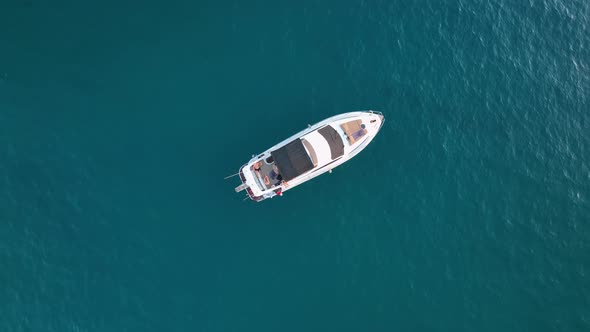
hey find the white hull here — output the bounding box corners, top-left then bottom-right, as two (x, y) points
(236, 111), (384, 201)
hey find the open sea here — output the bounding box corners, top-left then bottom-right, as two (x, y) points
(1, 0), (589, 331)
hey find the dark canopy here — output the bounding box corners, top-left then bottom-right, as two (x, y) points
(271, 139), (314, 181)
(318, 125), (345, 159)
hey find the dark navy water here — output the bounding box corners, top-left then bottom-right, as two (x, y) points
(1, 1), (589, 331)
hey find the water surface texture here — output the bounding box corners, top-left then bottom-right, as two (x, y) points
(1, 0), (589, 331)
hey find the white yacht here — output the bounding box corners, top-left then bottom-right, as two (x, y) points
(233, 111), (384, 201)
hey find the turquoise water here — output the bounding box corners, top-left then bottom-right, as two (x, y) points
(1, 0), (589, 331)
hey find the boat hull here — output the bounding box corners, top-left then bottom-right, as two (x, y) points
(235, 111), (384, 201)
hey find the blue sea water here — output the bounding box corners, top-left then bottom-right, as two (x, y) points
(1, 0), (589, 331)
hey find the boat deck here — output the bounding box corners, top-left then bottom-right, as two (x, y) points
(340, 119), (367, 144)
(251, 158), (280, 190)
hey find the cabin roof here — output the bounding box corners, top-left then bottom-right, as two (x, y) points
(271, 139), (314, 181)
(317, 125), (345, 160)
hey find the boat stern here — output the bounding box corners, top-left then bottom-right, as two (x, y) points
(235, 163), (270, 202)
